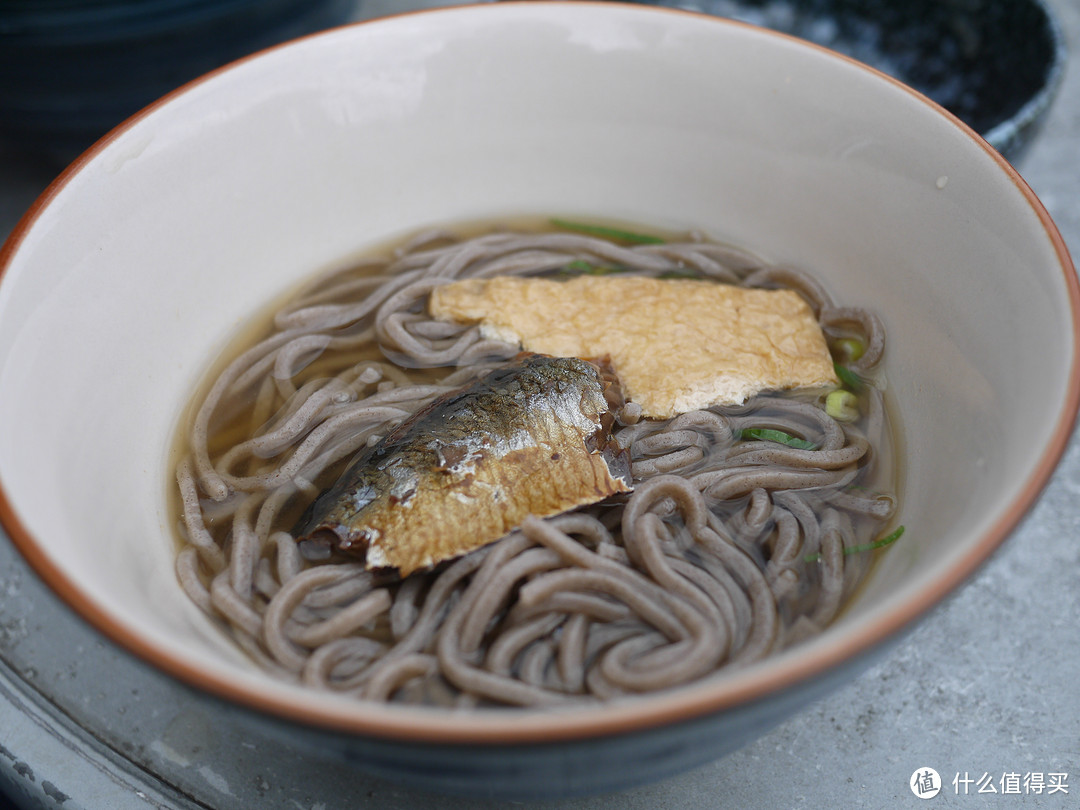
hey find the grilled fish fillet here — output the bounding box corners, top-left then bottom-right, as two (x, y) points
(295, 354), (631, 575)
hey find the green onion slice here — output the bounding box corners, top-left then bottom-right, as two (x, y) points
(833, 337), (865, 363)
(739, 427), (818, 451)
(564, 259), (594, 273)
(833, 361), (864, 390)
(561, 259), (628, 276)
(550, 218), (665, 245)
(804, 525), (905, 563)
(825, 389), (859, 422)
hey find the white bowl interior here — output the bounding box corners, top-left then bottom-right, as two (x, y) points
(0, 3), (1074, 733)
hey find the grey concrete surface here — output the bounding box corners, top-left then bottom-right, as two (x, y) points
(1, 1), (1078, 807)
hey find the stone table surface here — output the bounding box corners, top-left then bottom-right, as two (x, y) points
(1, 1), (1078, 807)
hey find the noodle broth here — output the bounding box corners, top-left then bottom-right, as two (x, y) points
(171, 220), (901, 708)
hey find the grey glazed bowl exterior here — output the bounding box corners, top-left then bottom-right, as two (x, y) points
(233, 644), (895, 797)
(0, 2), (1077, 801)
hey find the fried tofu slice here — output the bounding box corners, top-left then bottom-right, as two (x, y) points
(429, 275), (837, 418)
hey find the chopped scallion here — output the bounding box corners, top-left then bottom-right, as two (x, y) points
(550, 218), (665, 245)
(833, 361), (864, 391)
(739, 427), (817, 450)
(560, 259), (628, 275)
(825, 389), (859, 421)
(833, 337), (865, 363)
(804, 525), (905, 563)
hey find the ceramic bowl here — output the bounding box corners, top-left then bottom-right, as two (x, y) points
(0, 2), (1076, 799)
(628, 0), (1068, 161)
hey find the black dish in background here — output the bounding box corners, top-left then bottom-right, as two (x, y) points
(631, 0), (1068, 161)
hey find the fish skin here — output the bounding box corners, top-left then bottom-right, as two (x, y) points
(295, 354), (631, 575)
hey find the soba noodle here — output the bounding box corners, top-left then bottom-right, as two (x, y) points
(173, 223), (897, 707)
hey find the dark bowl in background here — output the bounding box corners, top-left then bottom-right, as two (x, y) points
(630, 0), (1068, 161)
(0, 0), (356, 165)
